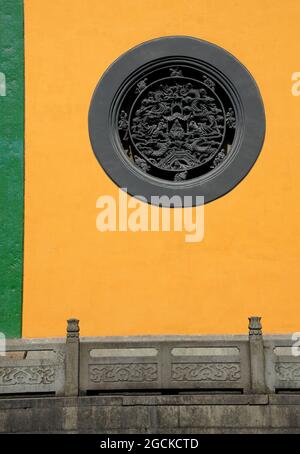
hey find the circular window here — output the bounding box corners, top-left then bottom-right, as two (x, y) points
(89, 36), (265, 206)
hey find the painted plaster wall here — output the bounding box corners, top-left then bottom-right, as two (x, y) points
(2, 0), (300, 337)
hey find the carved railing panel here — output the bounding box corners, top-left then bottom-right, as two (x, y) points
(80, 342), (162, 392)
(264, 337), (300, 392)
(79, 337), (250, 393)
(0, 339), (65, 396)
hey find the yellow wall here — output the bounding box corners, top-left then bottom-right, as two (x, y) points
(23, 0), (300, 337)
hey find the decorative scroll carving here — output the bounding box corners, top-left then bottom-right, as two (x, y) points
(118, 64), (236, 182)
(89, 364), (158, 383)
(0, 366), (55, 386)
(275, 363), (300, 381)
(172, 363), (241, 381)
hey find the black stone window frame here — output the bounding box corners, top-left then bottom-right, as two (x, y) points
(89, 36), (265, 207)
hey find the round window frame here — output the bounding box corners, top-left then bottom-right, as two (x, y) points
(88, 36), (265, 207)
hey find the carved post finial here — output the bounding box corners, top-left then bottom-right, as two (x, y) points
(248, 316), (262, 336)
(67, 318), (80, 339)
(65, 319), (80, 396)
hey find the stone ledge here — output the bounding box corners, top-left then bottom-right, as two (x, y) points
(0, 393), (270, 409)
(0, 394), (300, 433)
(2, 393), (300, 410)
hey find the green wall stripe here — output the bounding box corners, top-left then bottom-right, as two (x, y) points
(0, 0), (24, 338)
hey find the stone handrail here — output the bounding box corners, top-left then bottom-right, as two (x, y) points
(0, 317), (299, 397)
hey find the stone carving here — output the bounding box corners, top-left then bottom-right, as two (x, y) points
(0, 366), (55, 386)
(172, 363), (241, 381)
(203, 75), (215, 90)
(275, 363), (300, 381)
(135, 78), (148, 94)
(174, 171), (188, 182)
(89, 364), (158, 383)
(170, 67), (183, 77)
(118, 110), (129, 139)
(210, 149), (227, 169)
(118, 65), (236, 182)
(129, 82), (224, 171)
(134, 156), (150, 172)
(226, 107), (236, 128)
(248, 316), (262, 336)
(67, 318), (80, 340)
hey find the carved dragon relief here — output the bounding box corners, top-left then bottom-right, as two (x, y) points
(118, 67), (236, 182)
